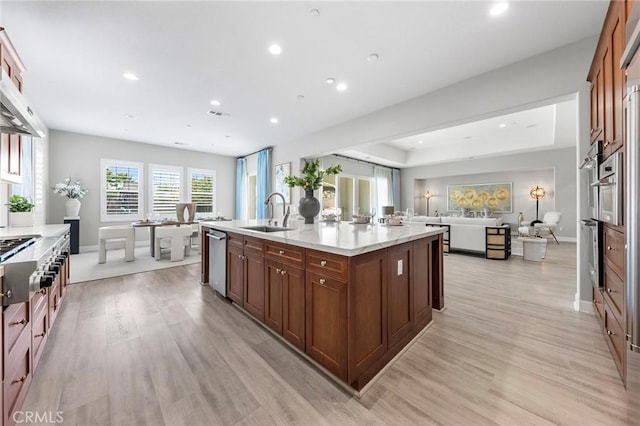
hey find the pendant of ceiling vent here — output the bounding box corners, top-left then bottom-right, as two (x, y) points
(208, 110), (230, 117)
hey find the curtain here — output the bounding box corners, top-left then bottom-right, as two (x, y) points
(373, 166), (393, 217)
(235, 158), (247, 219)
(392, 168), (401, 212)
(256, 149), (271, 219)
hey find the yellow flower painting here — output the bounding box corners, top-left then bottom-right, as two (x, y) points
(447, 182), (512, 213)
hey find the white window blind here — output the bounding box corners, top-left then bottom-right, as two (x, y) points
(149, 164), (183, 218)
(100, 159), (143, 222)
(188, 168), (216, 215)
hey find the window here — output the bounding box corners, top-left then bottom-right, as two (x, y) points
(188, 168), (216, 215)
(149, 164), (183, 218)
(101, 159), (143, 222)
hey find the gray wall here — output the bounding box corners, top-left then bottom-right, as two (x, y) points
(402, 147), (576, 238)
(48, 130), (236, 247)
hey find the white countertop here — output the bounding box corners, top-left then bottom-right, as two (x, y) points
(0, 224), (70, 238)
(201, 219), (445, 257)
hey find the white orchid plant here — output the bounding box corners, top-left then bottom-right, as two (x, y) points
(52, 178), (88, 199)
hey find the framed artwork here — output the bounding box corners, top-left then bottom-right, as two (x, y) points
(275, 162), (291, 204)
(447, 182), (512, 213)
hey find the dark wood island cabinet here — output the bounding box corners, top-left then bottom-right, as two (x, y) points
(201, 222), (445, 391)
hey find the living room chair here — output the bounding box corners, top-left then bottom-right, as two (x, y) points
(154, 225), (192, 261)
(98, 226), (135, 263)
(533, 211), (561, 244)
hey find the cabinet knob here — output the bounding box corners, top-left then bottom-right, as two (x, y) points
(11, 375), (26, 384)
(39, 288), (46, 295)
(319, 278), (326, 285)
(34, 332), (45, 338)
(0, 290), (12, 298)
(279, 250), (285, 255)
(607, 330), (615, 336)
(238, 254), (242, 259)
(320, 260), (327, 267)
(607, 288), (613, 293)
(281, 270), (286, 276)
(276, 268), (281, 274)
(607, 246), (613, 251)
(11, 319), (26, 326)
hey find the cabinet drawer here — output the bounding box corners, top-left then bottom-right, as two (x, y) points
(603, 227), (624, 279)
(486, 248), (508, 260)
(486, 235), (506, 245)
(306, 250), (348, 280)
(603, 301), (625, 381)
(4, 326), (31, 426)
(603, 264), (624, 323)
(30, 288), (48, 320)
(593, 287), (604, 324)
(3, 302), (29, 354)
(227, 232), (244, 249)
(243, 236), (264, 253)
(265, 241), (305, 266)
(31, 307), (48, 368)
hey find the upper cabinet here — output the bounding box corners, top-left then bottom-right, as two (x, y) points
(588, 1), (626, 160)
(0, 28), (26, 184)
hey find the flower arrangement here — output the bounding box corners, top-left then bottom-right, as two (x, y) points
(52, 178), (88, 199)
(283, 159), (342, 191)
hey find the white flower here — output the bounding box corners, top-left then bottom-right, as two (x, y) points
(52, 178), (88, 199)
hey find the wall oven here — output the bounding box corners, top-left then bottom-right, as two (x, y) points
(594, 151), (624, 226)
(580, 140), (601, 220)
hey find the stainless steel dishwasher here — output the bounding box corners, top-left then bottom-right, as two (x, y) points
(207, 229), (227, 297)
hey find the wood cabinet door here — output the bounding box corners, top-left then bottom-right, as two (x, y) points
(227, 245), (244, 306)
(348, 250), (387, 381)
(604, 43), (613, 150)
(305, 271), (347, 380)
(264, 259), (283, 334)
(243, 251), (265, 321)
(282, 264), (305, 351)
(413, 238), (432, 327)
(610, 11), (624, 155)
(387, 244), (413, 348)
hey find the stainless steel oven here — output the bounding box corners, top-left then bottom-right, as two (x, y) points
(594, 151), (624, 226)
(580, 140), (601, 220)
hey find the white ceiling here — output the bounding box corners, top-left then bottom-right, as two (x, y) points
(2, 1), (606, 164)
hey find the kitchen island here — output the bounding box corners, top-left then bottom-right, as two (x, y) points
(200, 220), (445, 392)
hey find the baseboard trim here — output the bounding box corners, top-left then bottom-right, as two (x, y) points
(80, 241), (150, 253)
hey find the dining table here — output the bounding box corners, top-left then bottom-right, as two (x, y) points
(131, 220), (198, 257)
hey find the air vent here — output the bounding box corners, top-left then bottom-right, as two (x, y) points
(208, 110), (230, 117)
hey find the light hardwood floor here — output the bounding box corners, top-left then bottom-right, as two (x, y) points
(23, 243), (639, 425)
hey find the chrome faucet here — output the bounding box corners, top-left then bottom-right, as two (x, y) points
(264, 192), (290, 227)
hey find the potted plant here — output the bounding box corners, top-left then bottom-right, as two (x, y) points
(52, 177), (88, 217)
(284, 159), (342, 224)
(8, 195), (34, 227)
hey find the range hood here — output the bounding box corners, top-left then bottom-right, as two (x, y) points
(0, 68), (46, 138)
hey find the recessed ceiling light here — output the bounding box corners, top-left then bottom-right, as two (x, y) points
(297, 95), (305, 100)
(490, 2), (509, 16)
(122, 73), (139, 81)
(124, 114), (135, 119)
(417, 140), (423, 144)
(124, 128), (129, 132)
(269, 44), (282, 55)
(336, 83), (348, 92)
(225, 135), (231, 138)
(174, 141), (185, 145)
(364, 156), (372, 159)
(526, 124), (537, 128)
(409, 147), (416, 151)
(210, 100), (221, 106)
(463, 136), (472, 140)
(326, 77), (335, 84)
(367, 53), (379, 62)
(270, 117), (279, 124)
(499, 123), (507, 128)
(310, 8), (320, 16)
(185, 124), (192, 128)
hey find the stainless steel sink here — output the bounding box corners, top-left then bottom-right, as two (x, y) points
(240, 225), (292, 233)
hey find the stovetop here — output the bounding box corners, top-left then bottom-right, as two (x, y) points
(0, 236), (39, 262)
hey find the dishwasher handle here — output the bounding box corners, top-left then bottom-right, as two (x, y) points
(207, 233), (226, 241)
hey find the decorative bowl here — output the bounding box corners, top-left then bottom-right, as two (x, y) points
(352, 215), (370, 224)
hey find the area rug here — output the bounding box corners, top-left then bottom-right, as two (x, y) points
(69, 245), (200, 284)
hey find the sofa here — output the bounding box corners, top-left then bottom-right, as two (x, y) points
(412, 216), (503, 253)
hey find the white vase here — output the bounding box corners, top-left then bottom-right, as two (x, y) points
(65, 198), (81, 217)
(9, 212), (34, 227)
